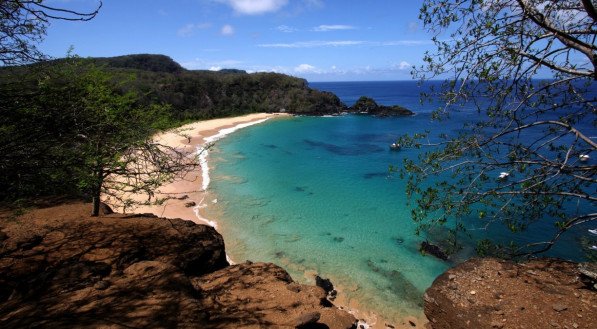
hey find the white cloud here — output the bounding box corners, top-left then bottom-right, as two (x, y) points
(218, 59), (244, 66)
(276, 25), (297, 33)
(380, 40), (432, 46)
(397, 61), (412, 70)
(221, 24), (235, 36)
(312, 24), (356, 32)
(180, 58), (243, 70)
(303, 0), (324, 8)
(177, 22), (212, 37)
(258, 39), (432, 48)
(218, 0), (288, 15)
(259, 40), (365, 48)
(178, 24), (195, 37)
(294, 63), (319, 73)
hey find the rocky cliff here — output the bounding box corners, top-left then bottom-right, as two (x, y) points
(424, 258), (597, 329)
(0, 202), (356, 328)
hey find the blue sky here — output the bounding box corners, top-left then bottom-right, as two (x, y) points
(41, 0), (434, 81)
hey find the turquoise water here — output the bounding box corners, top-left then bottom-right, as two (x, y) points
(208, 114), (450, 321)
(206, 81), (596, 323)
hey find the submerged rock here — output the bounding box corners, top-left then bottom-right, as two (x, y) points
(366, 259), (422, 308)
(420, 241), (449, 261)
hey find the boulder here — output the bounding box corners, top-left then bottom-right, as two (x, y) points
(315, 275), (335, 293)
(193, 262), (357, 328)
(98, 202), (113, 215)
(424, 258), (597, 329)
(0, 202), (356, 328)
(0, 202), (227, 327)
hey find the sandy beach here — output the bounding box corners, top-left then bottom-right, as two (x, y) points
(103, 111), (428, 329)
(105, 112), (289, 226)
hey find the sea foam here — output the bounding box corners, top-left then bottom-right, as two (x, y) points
(191, 117), (271, 230)
(198, 118), (270, 192)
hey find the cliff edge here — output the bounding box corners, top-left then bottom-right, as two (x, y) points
(0, 202), (356, 328)
(424, 258), (596, 329)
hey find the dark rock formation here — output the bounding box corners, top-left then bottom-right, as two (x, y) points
(194, 262), (356, 328)
(98, 201), (113, 215)
(424, 258), (597, 329)
(315, 275), (339, 302)
(350, 96), (414, 116)
(316, 275), (335, 293)
(420, 241), (449, 261)
(579, 262), (597, 290)
(0, 202), (355, 328)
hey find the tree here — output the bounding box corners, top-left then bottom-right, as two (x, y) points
(53, 60), (200, 216)
(401, 0), (596, 256)
(0, 0), (102, 65)
(0, 58), (200, 215)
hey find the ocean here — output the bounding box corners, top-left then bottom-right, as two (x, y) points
(203, 81), (595, 324)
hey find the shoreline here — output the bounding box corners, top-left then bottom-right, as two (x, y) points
(110, 113), (289, 228)
(109, 112), (425, 329)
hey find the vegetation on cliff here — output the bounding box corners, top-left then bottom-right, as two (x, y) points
(0, 54), (346, 206)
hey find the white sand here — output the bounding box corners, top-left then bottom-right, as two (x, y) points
(105, 113), (289, 226)
(103, 111), (428, 328)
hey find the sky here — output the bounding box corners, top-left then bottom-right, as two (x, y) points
(40, 0), (435, 81)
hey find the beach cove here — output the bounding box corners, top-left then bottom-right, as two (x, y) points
(105, 110), (432, 327)
(109, 113), (290, 228)
(104, 80), (596, 328)
(203, 113), (445, 328)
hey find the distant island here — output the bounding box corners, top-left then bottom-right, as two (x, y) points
(350, 95), (414, 116)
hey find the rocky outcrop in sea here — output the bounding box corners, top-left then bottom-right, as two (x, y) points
(349, 96), (414, 116)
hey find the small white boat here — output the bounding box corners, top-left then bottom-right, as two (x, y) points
(579, 154), (590, 162)
(389, 143), (400, 151)
(590, 245), (597, 251)
(498, 172), (509, 181)
(589, 229), (597, 236)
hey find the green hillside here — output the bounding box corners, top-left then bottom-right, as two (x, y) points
(0, 54), (346, 203)
(73, 54), (344, 118)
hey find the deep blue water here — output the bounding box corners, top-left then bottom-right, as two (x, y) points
(205, 80), (596, 323)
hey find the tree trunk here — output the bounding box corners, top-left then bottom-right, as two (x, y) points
(91, 167), (103, 217)
(91, 189), (101, 216)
